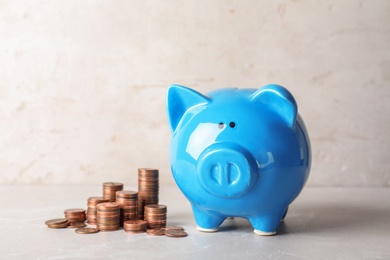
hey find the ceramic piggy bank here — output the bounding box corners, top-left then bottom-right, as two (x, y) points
(166, 84), (311, 235)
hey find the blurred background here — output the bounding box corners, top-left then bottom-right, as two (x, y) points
(0, 0), (389, 186)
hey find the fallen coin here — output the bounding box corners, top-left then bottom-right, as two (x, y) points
(163, 226), (184, 231)
(164, 229), (188, 238)
(45, 218), (68, 225)
(75, 227), (99, 234)
(67, 222), (87, 228)
(47, 222), (69, 229)
(146, 229), (166, 236)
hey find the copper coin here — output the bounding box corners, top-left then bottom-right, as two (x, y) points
(64, 208), (85, 214)
(146, 228), (166, 236)
(75, 227), (99, 234)
(116, 190), (138, 197)
(164, 226), (184, 231)
(123, 220), (147, 226)
(165, 229), (188, 238)
(45, 218), (68, 225)
(67, 222), (87, 228)
(97, 211), (120, 216)
(97, 202), (119, 210)
(96, 226), (119, 231)
(144, 204), (166, 210)
(88, 196), (107, 202)
(103, 182), (124, 187)
(47, 222), (69, 229)
(138, 168), (159, 174)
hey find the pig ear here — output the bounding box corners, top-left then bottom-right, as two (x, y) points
(250, 84), (298, 128)
(166, 84), (210, 133)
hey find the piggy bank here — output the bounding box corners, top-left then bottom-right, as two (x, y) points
(166, 84), (311, 235)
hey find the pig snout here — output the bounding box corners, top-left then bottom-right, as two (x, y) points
(196, 143), (258, 198)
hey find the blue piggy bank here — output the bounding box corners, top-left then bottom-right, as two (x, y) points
(166, 84), (311, 235)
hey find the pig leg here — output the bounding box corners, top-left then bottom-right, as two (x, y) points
(192, 205), (225, 232)
(249, 214), (282, 236)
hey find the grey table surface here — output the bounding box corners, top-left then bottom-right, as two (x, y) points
(1, 185), (389, 260)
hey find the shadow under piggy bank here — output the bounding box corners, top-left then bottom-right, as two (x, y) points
(214, 202), (390, 237)
(277, 203), (390, 236)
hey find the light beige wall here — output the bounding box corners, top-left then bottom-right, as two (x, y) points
(1, 0), (389, 186)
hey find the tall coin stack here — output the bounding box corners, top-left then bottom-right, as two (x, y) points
(96, 202), (120, 231)
(137, 168), (159, 220)
(115, 191), (138, 225)
(103, 182), (124, 202)
(144, 204), (167, 229)
(86, 197), (109, 225)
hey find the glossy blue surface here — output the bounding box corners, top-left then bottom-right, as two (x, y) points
(166, 84), (311, 235)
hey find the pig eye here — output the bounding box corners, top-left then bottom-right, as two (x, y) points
(218, 122), (224, 129)
(229, 122), (236, 128)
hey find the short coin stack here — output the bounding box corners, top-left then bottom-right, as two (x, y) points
(137, 168), (159, 219)
(123, 220), (147, 234)
(45, 218), (69, 229)
(103, 182), (124, 202)
(96, 202), (120, 231)
(86, 197), (109, 225)
(116, 191), (138, 225)
(144, 204), (167, 229)
(64, 208), (86, 228)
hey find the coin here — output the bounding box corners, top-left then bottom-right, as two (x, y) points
(45, 218), (68, 225)
(144, 204), (167, 229)
(164, 226), (184, 231)
(47, 222), (69, 229)
(123, 220), (147, 233)
(146, 228), (166, 236)
(87, 196), (109, 224)
(97, 202), (120, 211)
(138, 169), (159, 219)
(116, 191), (138, 198)
(75, 227), (99, 234)
(64, 208), (85, 214)
(165, 229), (188, 238)
(67, 222), (87, 228)
(103, 182), (123, 202)
(96, 202), (120, 231)
(64, 208), (86, 223)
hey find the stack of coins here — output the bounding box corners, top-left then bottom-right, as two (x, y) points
(64, 208), (86, 228)
(144, 204), (167, 229)
(116, 191), (138, 225)
(96, 202), (120, 231)
(137, 168), (159, 219)
(86, 197), (109, 224)
(123, 220), (147, 234)
(45, 218), (69, 229)
(103, 182), (124, 202)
